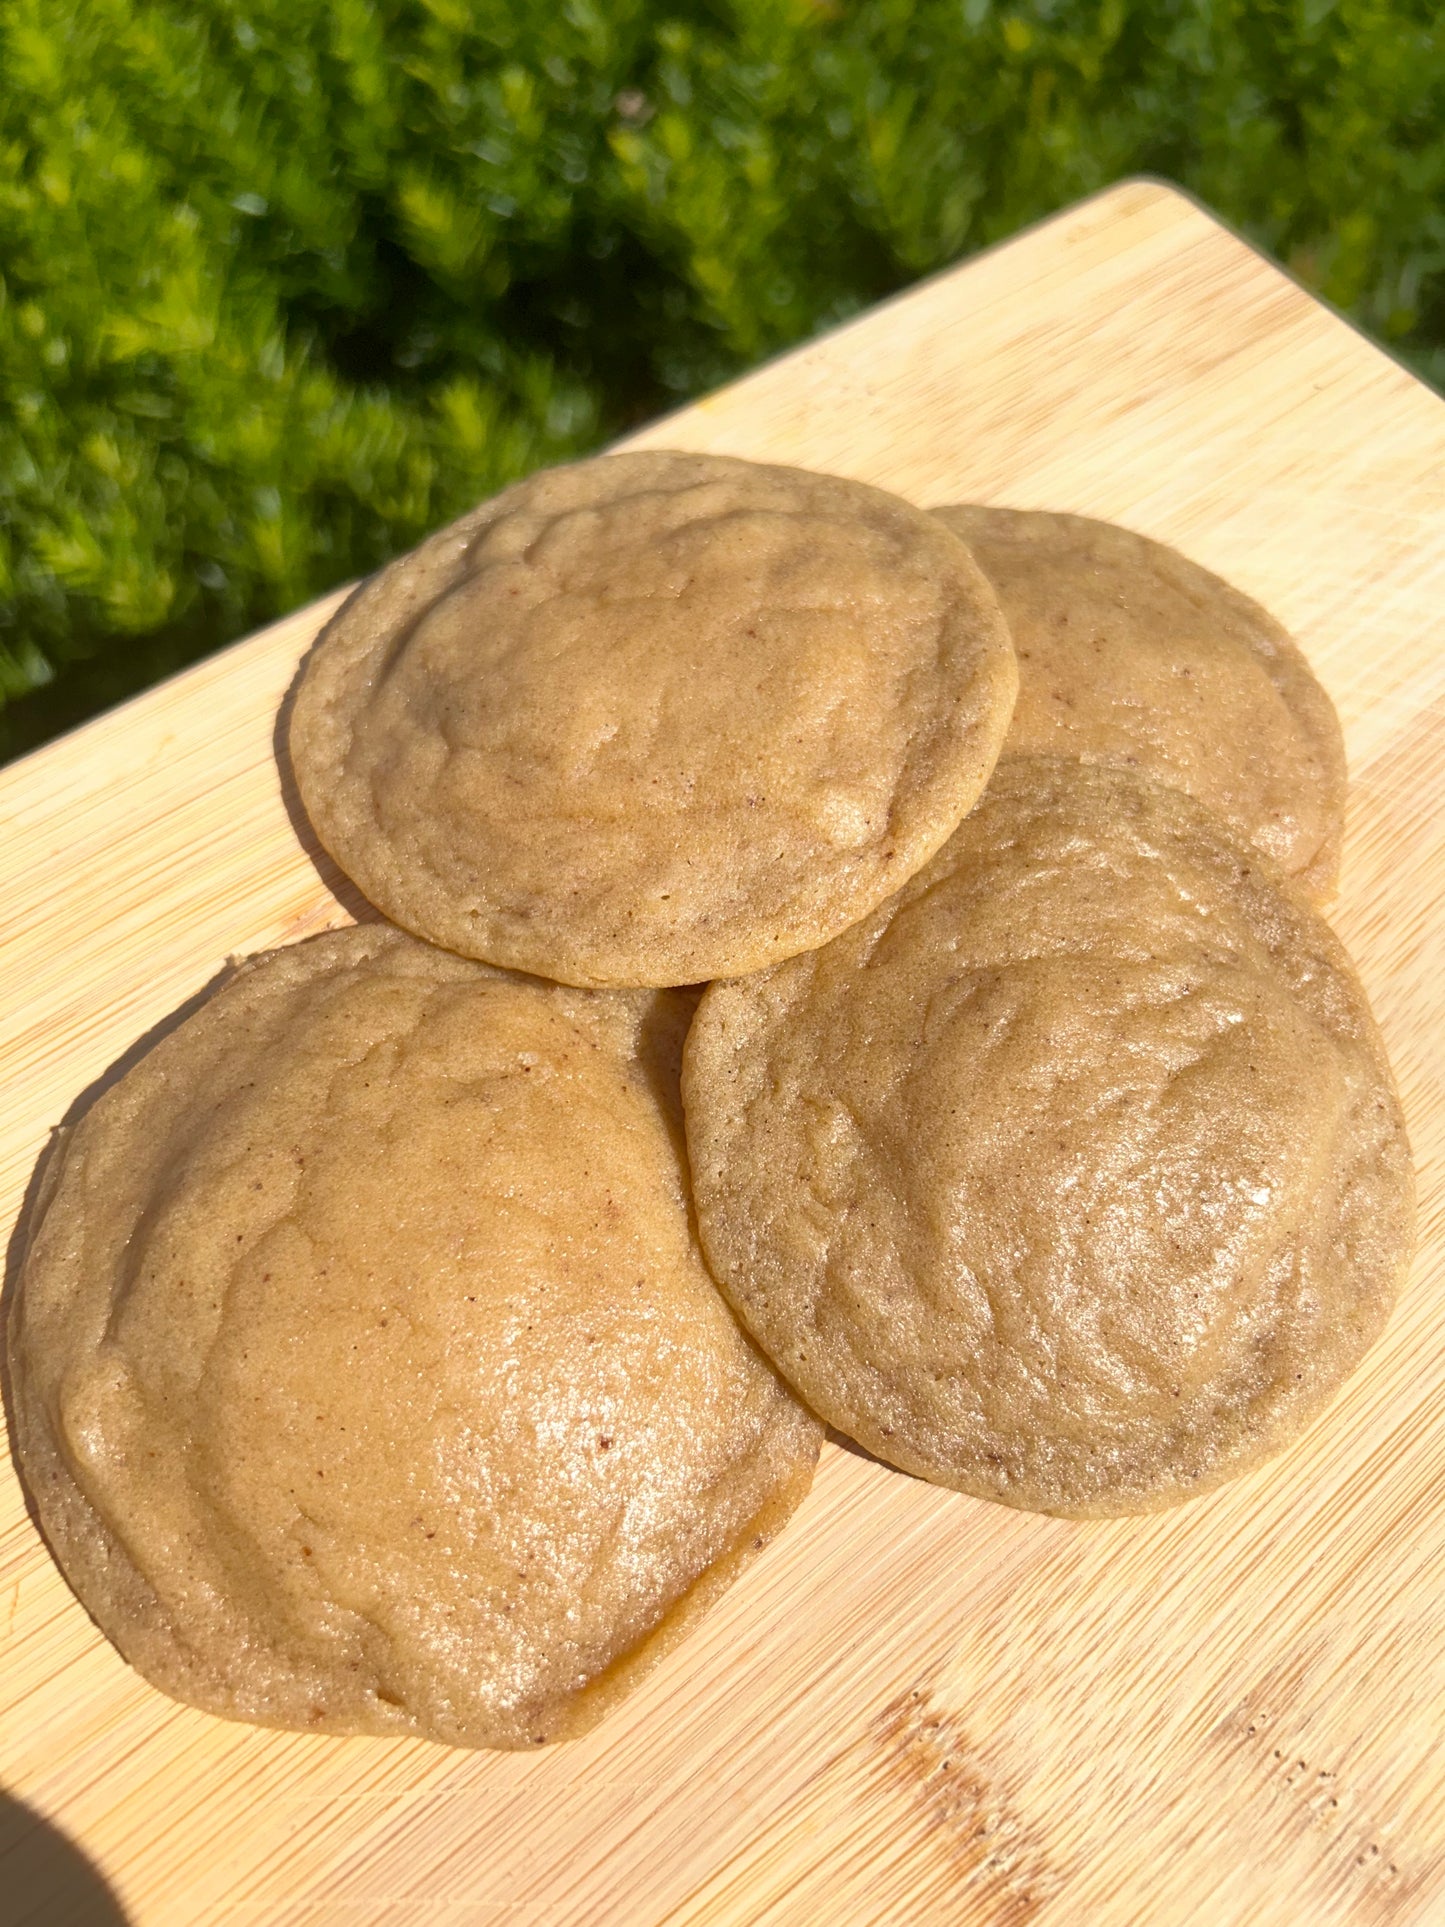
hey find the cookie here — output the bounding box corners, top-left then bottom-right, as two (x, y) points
(933, 506), (1346, 898)
(683, 758), (1413, 1517)
(291, 452), (1016, 987)
(10, 926), (821, 1748)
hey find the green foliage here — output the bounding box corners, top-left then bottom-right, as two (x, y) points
(4, 0), (1444, 756)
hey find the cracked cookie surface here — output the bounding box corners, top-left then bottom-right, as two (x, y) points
(933, 506), (1345, 899)
(291, 452), (1016, 987)
(11, 925), (820, 1747)
(683, 758), (1412, 1516)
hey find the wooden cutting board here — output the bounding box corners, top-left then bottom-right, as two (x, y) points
(3, 179), (1444, 1927)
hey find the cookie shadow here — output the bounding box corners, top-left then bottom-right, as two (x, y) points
(271, 643), (383, 929)
(824, 1425), (920, 1478)
(0, 1789), (130, 1925)
(634, 985), (707, 1249)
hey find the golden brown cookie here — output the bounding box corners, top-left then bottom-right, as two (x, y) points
(291, 452), (1016, 987)
(933, 506), (1346, 898)
(683, 759), (1412, 1518)
(11, 926), (820, 1748)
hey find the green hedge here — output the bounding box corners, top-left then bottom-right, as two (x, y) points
(4, 0), (1444, 758)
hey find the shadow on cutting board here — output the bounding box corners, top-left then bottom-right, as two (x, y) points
(271, 649), (386, 929)
(0, 1789), (129, 1924)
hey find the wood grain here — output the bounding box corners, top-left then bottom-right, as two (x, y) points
(3, 178), (1444, 1926)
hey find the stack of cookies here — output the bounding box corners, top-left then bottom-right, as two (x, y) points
(10, 451), (1414, 1753)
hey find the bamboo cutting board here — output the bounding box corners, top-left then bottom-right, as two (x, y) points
(3, 179), (1444, 1927)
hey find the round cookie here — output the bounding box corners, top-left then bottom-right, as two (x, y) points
(291, 451), (1017, 988)
(10, 926), (821, 1749)
(932, 505), (1346, 898)
(683, 758), (1413, 1518)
